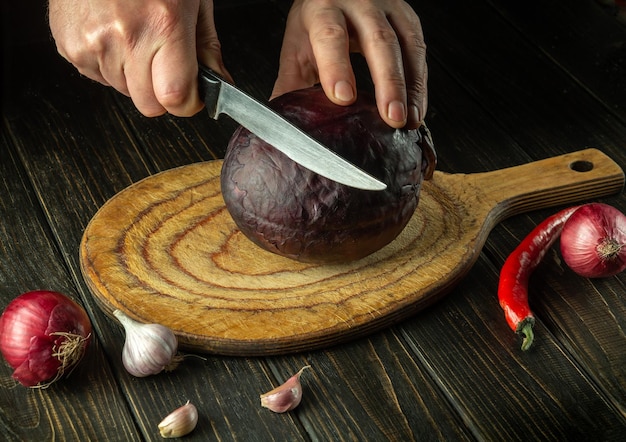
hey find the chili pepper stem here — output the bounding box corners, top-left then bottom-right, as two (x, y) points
(518, 320), (535, 351)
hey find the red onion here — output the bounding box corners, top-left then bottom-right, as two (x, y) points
(560, 203), (626, 278)
(0, 290), (92, 387)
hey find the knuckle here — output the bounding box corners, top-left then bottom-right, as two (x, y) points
(312, 23), (349, 45)
(407, 70), (428, 100)
(154, 81), (201, 117)
(59, 41), (97, 69)
(370, 27), (399, 46)
(407, 83), (425, 106)
(406, 28), (427, 53)
(198, 37), (223, 60)
(109, 2), (182, 49)
(156, 87), (191, 110)
(149, 5), (180, 37)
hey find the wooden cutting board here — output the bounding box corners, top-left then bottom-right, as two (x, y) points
(80, 148), (623, 355)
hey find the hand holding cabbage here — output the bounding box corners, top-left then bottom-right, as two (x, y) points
(48, 0), (428, 128)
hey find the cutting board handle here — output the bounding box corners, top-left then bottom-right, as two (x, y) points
(451, 148), (625, 223)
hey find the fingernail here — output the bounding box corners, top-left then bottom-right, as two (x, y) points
(387, 101), (407, 123)
(334, 80), (354, 102)
(409, 105), (421, 125)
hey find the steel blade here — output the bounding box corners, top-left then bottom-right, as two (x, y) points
(199, 67), (386, 191)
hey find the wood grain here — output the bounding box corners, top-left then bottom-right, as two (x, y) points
(4, 0), (626, 439)
(0, 122), (141, 440)
(79, 149), (624, 355)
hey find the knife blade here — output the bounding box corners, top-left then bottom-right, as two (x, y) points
(198, 66), (386, 191)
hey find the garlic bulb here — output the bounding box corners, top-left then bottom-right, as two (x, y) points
(158, 401), (198, 438)
(260, 366), (310, 413)
(113, 310), (181, 377)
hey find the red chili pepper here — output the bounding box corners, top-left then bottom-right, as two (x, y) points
(498, 206), (581, 351)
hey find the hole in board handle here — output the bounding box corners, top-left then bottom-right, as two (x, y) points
(570, 160), (594, 172)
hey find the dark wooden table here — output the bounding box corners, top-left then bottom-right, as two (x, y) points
(2, 0), (626, 440)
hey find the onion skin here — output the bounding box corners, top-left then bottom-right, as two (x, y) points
(0, 290), (92, 387)
(560, 203), (626, 278)
(221, 85), (436, 263)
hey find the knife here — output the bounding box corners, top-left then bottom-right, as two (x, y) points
(198, 66), (386, 191)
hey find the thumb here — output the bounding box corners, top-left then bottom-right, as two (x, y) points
(197, 0), (233, 83)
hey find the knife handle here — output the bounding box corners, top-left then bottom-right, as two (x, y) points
(198, 65), (222, 119)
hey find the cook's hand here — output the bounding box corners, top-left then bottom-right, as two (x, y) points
(271, 0), (427, 129)
(49, 0), (231, 117)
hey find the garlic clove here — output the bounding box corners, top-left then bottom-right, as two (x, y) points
(260, 365), (310, 413)
(158, 401), (198, 438)
(113, 310), (180, 377)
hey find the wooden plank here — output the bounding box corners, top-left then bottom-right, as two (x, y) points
(91, 0), (619, 434)
(398, 257), (626, 440)
(265, 337), (473, 441)
(2, 0), (625, 439)
(0, 124), (139, 440)
(0, 10), (455, 440)
(409, 0), (626, 433)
